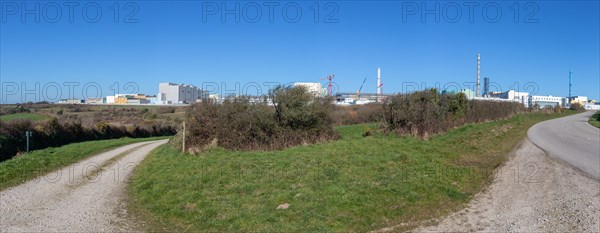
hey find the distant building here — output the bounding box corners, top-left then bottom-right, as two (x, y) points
(567, 96), (588, 106)
(158, 83), (206, 104)
(584, 102), (600, 110)
(208, 94), (220, 103)
(104, 96), (114, 104)
(528, 95), (564, 108)
(104, 94), (156, 105)
(458, 89), (475, 99)
(490, 90), (529, 107)
(57, 99), (83, 104)
(85, 98), (105, 104)
(483, 77), (490, 97)
(293, 82), (326, 97)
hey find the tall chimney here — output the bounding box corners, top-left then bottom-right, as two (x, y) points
(477, 53), (481, 97)
(484, 77), (489, 97)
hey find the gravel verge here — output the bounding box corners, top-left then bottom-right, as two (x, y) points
(415, 139), (600, 232)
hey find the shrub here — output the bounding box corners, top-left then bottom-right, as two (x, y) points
(362, 127), (373, 137)
(382, 89), (523, 138)
(331, 104), (383, 125)
(183, 86), (339, 152)
(155, 107), (176, 114)
(0, 117), (177, 162)
(569, 103), (585, 112)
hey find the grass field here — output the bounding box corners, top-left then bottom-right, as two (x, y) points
(0, 136), (170, 191)
(589, 111), (600, 128)
(0, 113), (49, 122)
(128, 111), (573, 232)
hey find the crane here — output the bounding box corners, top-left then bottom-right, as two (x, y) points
(355, 78), (367, 100)
(321, 74), (335, 96)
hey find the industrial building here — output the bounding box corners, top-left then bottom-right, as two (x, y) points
(490, 90), (529, 107)
(57, 99), (83, 104)
(85, 98), (105, 104)
(458, 89), (476, 99)
(528, 95), (564, 108)
(105, 94), (156, 105)
(293, 82), (326, 97)
(567, 96), (588, 106)
(158, 83), (207, 104)
(584, 102), (600, 110)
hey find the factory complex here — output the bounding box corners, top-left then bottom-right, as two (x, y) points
(56, 54), (598, 110)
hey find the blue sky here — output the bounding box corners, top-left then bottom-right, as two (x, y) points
(1, 1), (598, 103)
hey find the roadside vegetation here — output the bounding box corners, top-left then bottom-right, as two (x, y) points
(0, 136), (169, 191)
(382, 89), (523, 138)
(589, 111), (600, 128)
(177, 86), (338, 152)
(0, 104), (182, 162)
(129, 111), (573, 232)
(0, 117), (176, 162)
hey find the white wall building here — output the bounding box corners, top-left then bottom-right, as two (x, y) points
(293, 82), (326, 97)
(528, 95), (564, 108)
(567, 96), (588, 106)
(158, 83), (206, 104)
(106, 96), (115, 104)
(584, 103), (600, 110)
(490, 90), (529, 107)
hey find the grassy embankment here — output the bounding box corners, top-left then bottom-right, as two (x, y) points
(0, 113), (49, 122)
(0, 136), (170, 191)
(589, 111), (600, 128)
(128, 111), (573, 232)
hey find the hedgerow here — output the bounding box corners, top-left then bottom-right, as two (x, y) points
(382, 89), (523, 138)
(180, 86), (339, 152)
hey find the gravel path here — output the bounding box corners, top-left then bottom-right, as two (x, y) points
(0, 139), (168, 232)
(415, 139), (600, 232)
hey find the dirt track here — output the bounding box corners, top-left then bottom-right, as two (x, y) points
(0, 139), (167, 232)
(416, 139), (600, 232)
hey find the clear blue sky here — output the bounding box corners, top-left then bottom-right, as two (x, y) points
(1, 1), (598, 103)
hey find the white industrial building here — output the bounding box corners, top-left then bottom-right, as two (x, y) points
(490, 90), (529, 107)
(528, 95), (564, 108)
(567, 96), (588, 106)
(293, 82), (326, 97)
(158, 83), (206, 104)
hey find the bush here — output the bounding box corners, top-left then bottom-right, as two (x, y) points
(182, 86), (339, 152)
(331, 104), (383, 125)
(0, 117), (177, 162)
(362, 127), (373, 137)
(382, 89), (523, 138)
(569, 103), (585, 112)
(155, 107), (176, 114)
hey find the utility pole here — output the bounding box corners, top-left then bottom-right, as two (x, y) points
(569, 70), (572, 100)
(25, 131), (32, 153)
(477, 53), (481, 97)
(182, 121), (186, 153)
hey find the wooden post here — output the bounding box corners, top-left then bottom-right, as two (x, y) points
(182, 121), (186, 153)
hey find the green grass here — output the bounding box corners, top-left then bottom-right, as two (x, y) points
(589, 111), (600, 128)
(128, 112), (573, 232)
(0, 113), (49, 122)
(0, 136), (170, 191)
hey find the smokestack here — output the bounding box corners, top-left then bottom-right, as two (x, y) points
(377, 67), (381, 101)
(477, 53), (481, 97)
(484, 77), (489, 97)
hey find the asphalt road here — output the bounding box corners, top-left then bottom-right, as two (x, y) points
(528, 111), (600, 179)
